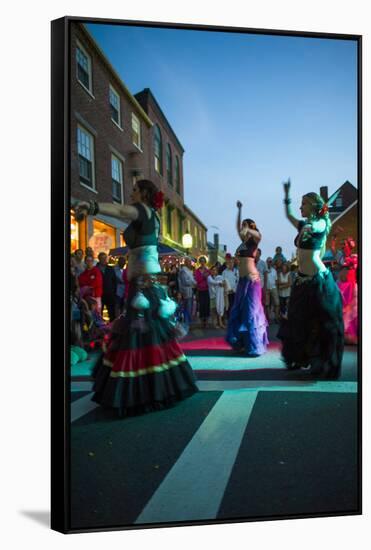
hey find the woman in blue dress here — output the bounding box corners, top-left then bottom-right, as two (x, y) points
(226, 200), (268, 356)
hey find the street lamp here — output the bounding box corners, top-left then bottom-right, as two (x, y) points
(182, 233), (193, 255)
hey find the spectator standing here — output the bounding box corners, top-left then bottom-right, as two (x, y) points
(167, 264), (179, 298)
(208, 266), (226, 328)
(272, 246), (287, 265)
(78, 255), (103, 313)
(114, 256), (126, 317)
(85, 247), (97, 265)
(255, 248), (266, 284)
(97, 252), (117, 322)
(264, 257), (280, 323)
(222, 257), (239, 316)
(74, 248), (86, 276)
(194, 256), (211, 328)
(214, 261), (223, 275)
(277, 263), (291, 319)
(220, 252), (232, 273)
(178, 257), (195, 325)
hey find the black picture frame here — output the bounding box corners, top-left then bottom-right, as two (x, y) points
(51, 15), (362, 534)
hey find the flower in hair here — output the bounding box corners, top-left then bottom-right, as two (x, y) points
(154, 191), (165, 209)
(318, 204), (329, 217)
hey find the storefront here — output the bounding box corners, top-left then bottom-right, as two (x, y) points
(70, 206), (128, 257)
(88, 219), (116, 256)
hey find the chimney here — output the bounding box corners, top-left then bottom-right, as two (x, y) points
(214, 233), (219, 250)
(320, 186), (328, 201)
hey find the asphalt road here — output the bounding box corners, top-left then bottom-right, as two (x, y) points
(69, 324), (360, 530)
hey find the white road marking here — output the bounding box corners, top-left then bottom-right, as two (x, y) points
(135, 390), (258, 524)
(71, 393), (98, 422)
(196, 381), (357, 393)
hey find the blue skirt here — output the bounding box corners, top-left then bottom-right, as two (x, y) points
(226, 277), (269, 356)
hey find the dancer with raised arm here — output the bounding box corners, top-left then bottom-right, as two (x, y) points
(278, 179), (344, 378)
(226, 201), (268, 356)
(75, 180), (198, 417)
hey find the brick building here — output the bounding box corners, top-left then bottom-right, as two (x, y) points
(70, 23), (153, 255)
(320, 181), (358, 252)
(135, 88), (208, 258)
(183, 205), (208, 259)
(70, 23), (208, 260)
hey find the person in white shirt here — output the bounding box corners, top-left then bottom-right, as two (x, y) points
(222, 257), (239, 317)
(208, 266), (226, 328)
(277, 262), (291, 319)
(255, 248), (266, 281)
(264, 257), (280, 323)
(178, 257), (196, 324)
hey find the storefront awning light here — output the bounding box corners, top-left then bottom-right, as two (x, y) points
(182, 233), (193, 249)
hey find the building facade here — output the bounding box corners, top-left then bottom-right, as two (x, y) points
(320, 181), (358, 252)
(70, 23), (208, 261)
(183, 205), (208, 259)
(70, 23), (153, 255)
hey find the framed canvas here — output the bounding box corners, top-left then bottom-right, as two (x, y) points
(51, 16), (362, 533)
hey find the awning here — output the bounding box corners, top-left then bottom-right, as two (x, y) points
(96, 214), (128, 232)
(109, 243), (183, 257)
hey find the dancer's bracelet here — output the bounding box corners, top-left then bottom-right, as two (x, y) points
(283, 198), (292, 205)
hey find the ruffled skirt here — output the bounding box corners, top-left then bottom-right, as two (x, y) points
(277, 270), (344, 378)
(92, 276), (198, 417)
(226, 277), (268, 356)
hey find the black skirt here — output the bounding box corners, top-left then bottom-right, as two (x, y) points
(277, 270), (344, 379)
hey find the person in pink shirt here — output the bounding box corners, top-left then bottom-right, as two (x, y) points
(194, 256), (211, 328)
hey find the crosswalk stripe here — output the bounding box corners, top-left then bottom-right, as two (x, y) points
(135, 389), (258, 524)
(197, 381), (358, 393)
(71, 393), (98, 422)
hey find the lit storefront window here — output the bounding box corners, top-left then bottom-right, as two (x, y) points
(89, 220), (116, 257)
(70, 213), (79, 252)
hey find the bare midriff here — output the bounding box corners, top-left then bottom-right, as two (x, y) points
(239, 256), (260, 282)
(297, 248), (327, 276)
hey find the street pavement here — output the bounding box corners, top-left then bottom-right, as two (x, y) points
(70, 323), (360, 530)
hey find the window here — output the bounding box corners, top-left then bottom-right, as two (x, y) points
(194, 226), (198, 247)
(178, 211), (183, 243)
(109, 85), (121, 126)
(175, 156), (180, 193)
(132, 113), (142, 149)
(335, 197), (343, 208)
(76, 42), (92, 92)
(166, 206), (172, 236)
(111, 155), (123, 203)
(166, 144), (173, 186)
(77, 125), (95, 189)
(154, 125), (163, 174)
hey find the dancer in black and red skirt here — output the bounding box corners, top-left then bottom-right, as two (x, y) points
(75, 180), (198, 417)
(278, 179), (344, 378)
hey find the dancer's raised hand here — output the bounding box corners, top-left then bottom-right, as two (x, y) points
(236, 200), (242, 209)
(283, 178), (291, 196)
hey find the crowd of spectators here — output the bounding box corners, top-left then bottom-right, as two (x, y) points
(70, 235), (358, 360)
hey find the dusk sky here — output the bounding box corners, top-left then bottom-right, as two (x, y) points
(87, 23), (358, 259)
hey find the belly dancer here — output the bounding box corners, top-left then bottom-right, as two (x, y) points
(75, 179), (198, 416)
(278, 179), (344, 378)
(226, 200), (268, 356)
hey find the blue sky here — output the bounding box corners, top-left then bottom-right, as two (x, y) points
(87, 23), (358, 259)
